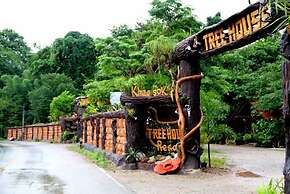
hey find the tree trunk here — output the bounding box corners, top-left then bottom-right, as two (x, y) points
(281, 28), (290, 194)
(285, 116), (290, 194)
(179, 59), (202, 169)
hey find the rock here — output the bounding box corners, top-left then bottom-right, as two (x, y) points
(122, 163), (138, 170)
(155, 156), (171, 164)
(137, 162), (154, 171)
(147, 156), (156, 164)
(136, 152), (148, 162)
(155, 155), (166, 161)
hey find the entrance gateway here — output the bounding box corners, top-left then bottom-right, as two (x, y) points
(126, 0), (288, 172)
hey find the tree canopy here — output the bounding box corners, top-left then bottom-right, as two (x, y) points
(0, 0), (286, 148)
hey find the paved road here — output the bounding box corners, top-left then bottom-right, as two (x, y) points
(0, 141), (133, 194)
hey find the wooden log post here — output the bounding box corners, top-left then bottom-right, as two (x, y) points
(179, 59), (202, 169)
(282, 27), (290, 194)
(173, 36), (202, 169)
(95, 118), (100, 147)
(112, 119), (117, 154)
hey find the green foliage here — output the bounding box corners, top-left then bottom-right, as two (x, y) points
(272, 0), (290, 32)
(95, 36), (144, 79)
(83, 77), (127, 114)
(206, 12), (222, 26)
(61, 130), (75, 142)
(0, 74), (32, 129)
(0, 29), (31, 88)
(126, 73), (171, 92)
(201, 90), (235, 144)
(84, 77), (127, 103)
(144, 35), (176, 72)
(257, 178), (283, 194)
(49, 91), (75, 121)
(111, 25), (134, 38)
(252, 119), (284, 147)
(0, 0), (286, 150)
(125, 147), (139, 163)
(51, 31), (96, 88)
(28, 47), (55, 77)
(0, 29), (30, 64)
(29, 73), (76, 123)
(201, 153), (226, 168)
(149, 0), (202, 38)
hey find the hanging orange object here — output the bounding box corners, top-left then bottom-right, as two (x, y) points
(153, 158), (181, 175)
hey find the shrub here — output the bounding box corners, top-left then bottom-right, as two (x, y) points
(49, 91), (74, 121)
(61, 130), (75, 142)
(252, 119), (284, 147)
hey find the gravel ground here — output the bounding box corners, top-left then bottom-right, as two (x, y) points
(109, 145), (285, 194)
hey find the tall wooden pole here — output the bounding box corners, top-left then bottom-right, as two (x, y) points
(281, 27), (290, 194)
(179, 59), (202, 169)
(173, 36), (202, 169)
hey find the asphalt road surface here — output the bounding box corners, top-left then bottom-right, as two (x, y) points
(0, 141), (133, 194)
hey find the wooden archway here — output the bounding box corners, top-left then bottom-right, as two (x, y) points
(172, 1), (288, 170)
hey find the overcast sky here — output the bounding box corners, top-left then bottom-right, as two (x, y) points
(0, 0), (250, 48)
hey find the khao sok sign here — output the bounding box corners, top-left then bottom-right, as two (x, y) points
(190, 1), (286, 58)
(131, 86), (168, 97)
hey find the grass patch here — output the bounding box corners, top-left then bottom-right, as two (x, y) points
(201, 148), (226, 168)
(0, 137), (5, 141)
(202, 147), (222, 154)
(257, 178), (283, 194)
(68, 145), (114, 170)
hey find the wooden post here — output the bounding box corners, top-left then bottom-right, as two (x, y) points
(112, 119), (117, 154)
(282, 28), (290, 194)
(179, 59), (202, 169)
(90, 117), (95, 143)
(84, 121), (88, 143)
(173, 35), (202, 169)
(96, 118), (100, 147)
(101, 119), (106, 150)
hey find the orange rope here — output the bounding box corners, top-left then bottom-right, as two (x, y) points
(147, 73), (204, 168)
(175, 73), (204, 167)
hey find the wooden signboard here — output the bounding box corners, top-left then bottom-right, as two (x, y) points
(131, 86), (168, 97)
(175, 2), (286, 60)
(146, 128), (183, 152)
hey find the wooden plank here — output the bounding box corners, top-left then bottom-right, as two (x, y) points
(120, 95), (172, 105)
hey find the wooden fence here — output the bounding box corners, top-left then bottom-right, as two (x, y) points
(6, 110), (134, 157)
(7, 123), (62, 142)
(82, 111), (128, 156)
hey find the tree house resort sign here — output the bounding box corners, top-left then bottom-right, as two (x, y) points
(202, 6), (269, 52)
(182, 1), (285, 59)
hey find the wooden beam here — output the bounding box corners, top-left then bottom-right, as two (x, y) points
(120, 95), (173, 105)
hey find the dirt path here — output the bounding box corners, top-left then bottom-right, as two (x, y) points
(109, 145), (285, 194)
